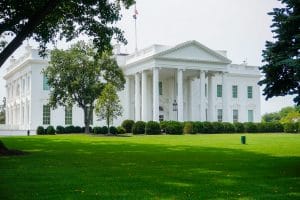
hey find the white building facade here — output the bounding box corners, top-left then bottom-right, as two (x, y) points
(3, 41), (261, 132)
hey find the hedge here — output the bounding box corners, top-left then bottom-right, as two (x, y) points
(160, 121), (183, 135)
(46, 126), (56, 135)
(183, 122), (195, 134)
(145, 121), (161, 135)
(36, 126), (45, 135)
(132, 121), (146, 134)
(121, 120), (135, 133)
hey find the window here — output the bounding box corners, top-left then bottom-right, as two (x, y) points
(205, 84), (207, 97)
(43, 75), (50, 90)
(159, 81), (163, 95)
(217, 109), (223, 122)
(43, 105), (51, 125)
(65, 106), (72, 125)
(232, 85), (238, 98)
(217, 85), (222, 97)
(233, 109), (238, 122)
(247, 86), (253, 99)
(248, 110), (254, 122)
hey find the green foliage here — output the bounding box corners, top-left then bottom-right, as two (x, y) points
(0, 0), (134, 67)
(202, 122), (213, 133)
(234, 122), (245, 133)
(46, 126), (56, 135)
(193, 122), (204, 133)
(121, 120), (135, 133)
(93, 127), (103, 134)
(244, 122), (258, 133)
(280, 111), (300, 124)
(109, 126), (118, 135)
(64, 125), (75, 133)
(284, 123), (298, 133)
(95, 83), (123, 134)
(145, 121), (161, 135)
(44, 41), (125, 133)
(262, 112), (281, 122)
(222, 122), (235, 133)
(117, 126), (126, 134)
(161, 121), (183, 135)
(258, 1), (300, 104)
(74, 126), (82, 133)
(36, 126), (45, 135)
(102, 126), (108, 134)
(132, 121), (146, 135)
(183, 122), (195, 134)
(211, 122), (224, 133)
(56, 126), (65, 134)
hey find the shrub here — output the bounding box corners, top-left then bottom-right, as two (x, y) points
(244, 122), (258, 133)
(211, 122), (224, 133)
(102, 126), (108, 134)
(56, 125), (65, 134)
(132, 121), (146, 134)
(109, 126), (118, 135)
(202, 122), (213, 133)
(183, 122), (194, 134)
(93, 126), (102, 134)
(65, 125), (75, 133)
(271, 122), (284, 132)
(193, 122), (204, 133)
(145, 121), (161, 135)
(74, 126), (82, 133)
(36, 126), (45, 135)
(121, 120), (135, 133)
(46, 126), (55, 135)
(117, 126), (126, 134)
(234, 122), (245, 133)
(80, 126), (93, 133)
(284, 123), (298, 133)
(222, 122), (235, 133)
(163, 121), (183, 135)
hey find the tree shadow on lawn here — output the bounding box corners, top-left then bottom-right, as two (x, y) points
(0, 137), (300, 200)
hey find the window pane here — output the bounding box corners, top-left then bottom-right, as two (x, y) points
(217, 85), (222, 97)
(233, 109), (238, 122)
(159, 81), (163, 95)
(217, 109), (223, 122)
(43, 75), (50, 90)
(43, 105), (50, 125)
(232, 85), (238, 98)
(247, 86), (253, 99)
(248, 110), (254, 122)
(65, 106), (72, 125)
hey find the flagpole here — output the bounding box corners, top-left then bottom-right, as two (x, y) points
(134, 4), (138, 53)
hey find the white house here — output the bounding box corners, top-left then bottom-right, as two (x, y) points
(3, 40), (261, 133)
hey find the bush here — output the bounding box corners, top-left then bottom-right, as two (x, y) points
(102, 126), (108, 134)
(211, 122), (224, 133)
(117, 126), (126, 134)
(74, 126), (82, 133)
(56, 125), (65, 134)
(132, 121), (146, 134)
(36, 126), (45, 135)
(145, 121), (161, 135)
(193, 122), (204, 133)
(284, 123), (298, 133)
(222, 122), (235, 133)
(121, 120), (135, 133)
(65, 125), (75, 133)
(109, 126), (118, 135)
(244, 122), (258, 133)
(234, 122), (245, 133)
(162, 121), (183, 135)
(80, 126), (93, 133)
(93, 126), (103, 134)
(202, 122), (213, 133)
(183, 122), (194, 134)
(46, 126), (56, 135)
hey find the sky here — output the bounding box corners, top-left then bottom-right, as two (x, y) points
(0, 0), (296, 114)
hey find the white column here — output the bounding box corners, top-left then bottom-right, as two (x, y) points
(222, 72), (229, 122)
(125, 76), (131, 119)
(134, 73), (141, 121)
(187, 77), (192, 121)
(199, 70), (206, 121)
(177, 69), (184, 121)
(24, 100), (28, 128)
(153, 67), (159, 121)
(141, 70), (148, 121)
(208, 73), (215, 122)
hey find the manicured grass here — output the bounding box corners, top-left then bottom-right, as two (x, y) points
(0, 134), (300, 200)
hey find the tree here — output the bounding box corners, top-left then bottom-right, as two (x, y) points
(0, 0), (134, 67)
(95, 83), (123, 135)
(280, 110), (300, 123)
(258, 0), (300, 105)
(43, 41), (125, 133)
(0, 97), (6, 124)
(262, 105), (300, 122)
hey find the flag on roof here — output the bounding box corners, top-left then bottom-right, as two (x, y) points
(133, 7), (138, 19)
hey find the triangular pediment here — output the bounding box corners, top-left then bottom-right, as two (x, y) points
(155, 41), (231, 64)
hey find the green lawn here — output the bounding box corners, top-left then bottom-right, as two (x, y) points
(0, 134), (300, 200)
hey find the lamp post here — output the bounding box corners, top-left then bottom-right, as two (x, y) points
(173, 99), (178, 120)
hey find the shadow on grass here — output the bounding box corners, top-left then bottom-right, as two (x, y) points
(0, 136), (299, 200)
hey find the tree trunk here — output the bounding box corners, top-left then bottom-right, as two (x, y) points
(0, 0), (60, 67)
(83, 107), (90, 134)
